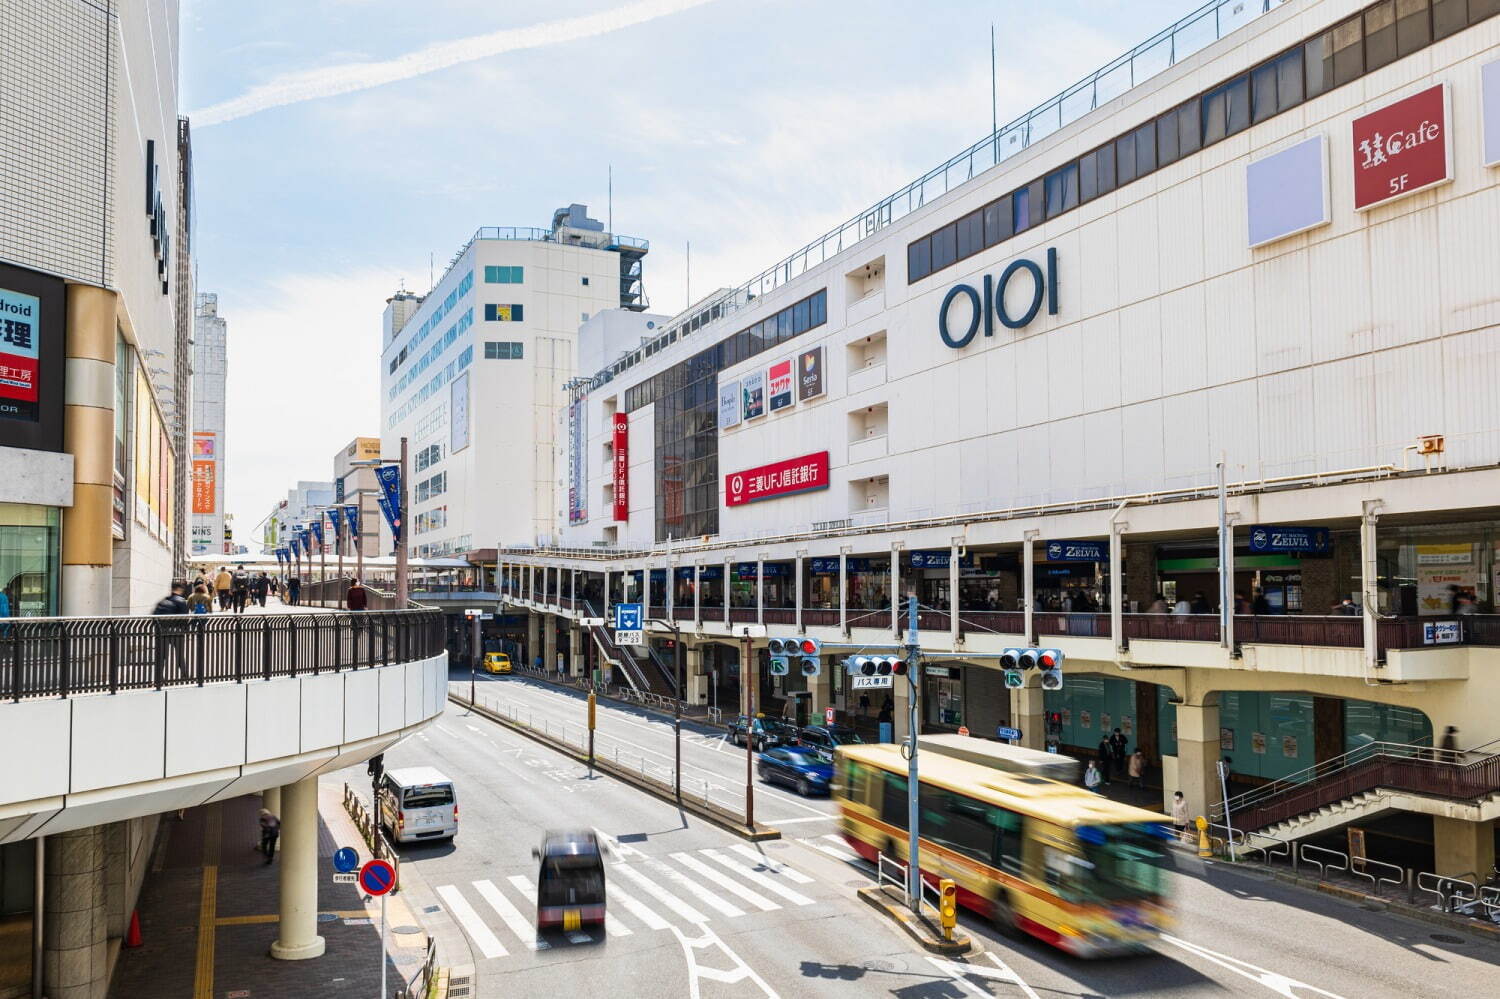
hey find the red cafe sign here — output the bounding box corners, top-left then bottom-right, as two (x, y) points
(612, 412), (629, 521)
(726, 451), (829, 507)
(1352, 83), (1450, 211)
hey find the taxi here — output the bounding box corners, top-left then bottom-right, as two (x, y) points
(482, 651), (512, 674)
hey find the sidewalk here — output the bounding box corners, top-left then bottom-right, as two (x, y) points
(108, 781), (448, 999)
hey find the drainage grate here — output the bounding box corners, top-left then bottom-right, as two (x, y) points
(1431, 933), (1467, 945)
(448, 988), (470, 998)
(450, 977), (472, 987)
(393, 924), (422, 935)
(316, 913), (338, 923)
(845, 880), (870, 888)
(861, 958), (898, 973)
(422, 905), (442, 914)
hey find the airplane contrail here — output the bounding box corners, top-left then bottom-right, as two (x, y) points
(192, 0), (720, 127)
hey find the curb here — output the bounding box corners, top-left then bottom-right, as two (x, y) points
(450, 693), (780, 842)
(856, 885), (972, 955)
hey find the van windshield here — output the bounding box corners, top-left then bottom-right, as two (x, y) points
(539, 855), (605, 906)
(402, 784), (455, 808)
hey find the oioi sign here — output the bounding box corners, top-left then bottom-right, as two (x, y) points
(938, 247), (1059, 349)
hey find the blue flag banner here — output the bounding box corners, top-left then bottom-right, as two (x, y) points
(375, 465), (401, 523)
(310, 519), (324, 548)
(328, 508), (344, 555)
(377, 494), (401, 542)
(344, 505), (360, 539)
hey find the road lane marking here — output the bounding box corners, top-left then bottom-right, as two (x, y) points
(613, 862), (711, 924)
(762, 815), (834, 825)
(647, 859), (745, 918)
(474, 879), (548, 951)
(1160, 935), (1348, 999)
(927, 953), (1041, 999)
(435, 884), (508, 959)
(800, 835), (862, 863)
(670, 924), (778, 999)
(726, 844), (816, 883)
(670, 853), (779, 911)
(699, 849), (815, 906)
(507, 874), (632, 937)
(605, 882), (670, 931)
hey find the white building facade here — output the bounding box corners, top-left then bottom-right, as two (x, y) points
(380, 205), (650, 559)
(514, 0), (1500, 881)
(190, 293), (227, 556)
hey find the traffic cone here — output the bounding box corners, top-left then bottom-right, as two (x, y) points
(125, 910), (143, 948)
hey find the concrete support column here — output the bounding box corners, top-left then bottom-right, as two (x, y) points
(569, 625), (583, 677)
(890, 544), (901, 640)
(262, 786), (281, 817)
(693, 564), (702, 628)
(756, 555), (764, 626)
(544, 613), (559, 675)
(1174, 701), (1222, 823)
(838, 549), (848, 636)
(526, 612), (540, 669)
(1433, 816), (1496, 880)
(685, 646), (706, 706)
(794, 552), (804, 632)
(1011, 685), (1046, 751)
(270, 775), (325, 960)
(722, 559), (730, 627)
(42, 825), (107, 999)
(61, 284), (118, 616)
(808, 668), (832, 723)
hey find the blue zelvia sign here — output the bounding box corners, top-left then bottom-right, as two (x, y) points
(1045, 540), (1106, 562)
(1248, 525), (1331, 555)
(909, 550), (975, 570)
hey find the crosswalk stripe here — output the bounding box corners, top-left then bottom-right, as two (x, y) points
(435, 885), (508, 959)
(605, 882), (669, 932)
(612, 863), (710, 924)
(507, 873), (634, 938)
(805, 836), (862, 863)
(700, 849), (816, 906)
(670, 853), (779, 912)
(726, 843), (816, 883)
(474, 879), (548, 951)
(646, 859), (744, 919)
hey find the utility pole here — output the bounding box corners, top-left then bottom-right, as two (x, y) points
(903, 593), (922, 909)
(395, 436), (410, 608)
(742, 627), (754, 830)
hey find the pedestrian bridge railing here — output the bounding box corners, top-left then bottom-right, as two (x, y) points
(2, 608), (445, 701)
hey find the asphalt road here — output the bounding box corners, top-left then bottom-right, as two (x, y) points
(354, 674), (1500, 998)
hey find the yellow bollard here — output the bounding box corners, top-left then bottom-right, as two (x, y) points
(938, 878), (958, 941)
(1196, 815), (1213, 858)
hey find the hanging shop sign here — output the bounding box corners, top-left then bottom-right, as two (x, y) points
(797, 346), (824, 401)
(1247, 525), (1331, 555)
(909, 550), (974, 570)
(1045, 540), (1106, 562)
(938, 247), (1058, 349)
(0, 263), (64, 451)
(768, 358), (794, 412)
(741, 370), (765, 420)
(725, 451), (829, 507)
(718, 379), (741, 428)
(612, 412), (629, 521)
(1352, 82), (1450, 211)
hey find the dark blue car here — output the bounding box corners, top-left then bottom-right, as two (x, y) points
(756, 747), (833, 796)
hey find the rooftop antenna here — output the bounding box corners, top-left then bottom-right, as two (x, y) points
(608, 163), (613, 235)
(429, 253), (434, 290)
(685, 241), (691, 308)
(990, 24), (998, 139)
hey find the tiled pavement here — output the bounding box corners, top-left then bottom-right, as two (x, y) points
(108, 783), (433, 999)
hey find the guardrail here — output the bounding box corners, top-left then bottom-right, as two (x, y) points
(2, 608), (445, 701)
(395, 938), (438, 999)
(342, 783), (401, 887)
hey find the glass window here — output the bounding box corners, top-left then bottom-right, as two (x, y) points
(955, 209), (983, 260)
(1134, 121), (1156, 176)
(792, 299), (810, 334)
(511, 342), (523, 359)
(1396, 0), (1431, 54)
(1096, 141), (1116, 194)
(1012, 188), (1031, 232)
(930, 223), (957, 272)
(1116, 131), (1137, 185)
(810, 290), (827, 327)
(1157, 110), (1180, 166)
(907, 238), (931, 282)
(776, 308), (793, 343)
(1276, 47), (1305, 111)
(1178, 102), (1201, 156)
(1078, 151), (1098, 202)
(1332, 15), (1365, 87)
(1224, 75), (1251, 136)
(983, 198), (1012, 244)
(1027, 179), (1045, 222)
(880, 771), (908, 830)
(1433, 0), (1467, 38)
(1365, 1), (1397, 71)
(1202, 88), (1227, 146)
(1045, 163), (1078, 218)
(1252, 61), (1279, 123)
(0, 504), (60, 616)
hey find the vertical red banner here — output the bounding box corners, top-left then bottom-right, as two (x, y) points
(612, 412), (629, 521)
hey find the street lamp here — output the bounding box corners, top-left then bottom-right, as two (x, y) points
(645, 617), (686, 801)
(350, 436), (410, 607)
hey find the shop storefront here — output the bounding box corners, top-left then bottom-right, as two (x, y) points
(730, 562), (793, 608)
(923, 664), (963, 730)
(0, 504), (59, 617)
(1376, 520), (1500, 615)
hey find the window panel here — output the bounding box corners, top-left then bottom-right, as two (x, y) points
(1276, 48), (1305, 110)
(1252, 62), (1279, 123)
(1432, 0), (1467, 37)
(776, 308), (793, 342)
(793, 299), (810, 334)
(930, 222), (957, 271)
(1078, 151), (1098, 202)
(1225, 76), (1251, 135)
(1396, 0), (1431, 54)
(1116, 131), (1137, 185)
(1157, 110), (1180, 166)
(1177, 102), (1201, 156)
(1012, 188), (1030, 233)
(1096, 142), (1116, 194)
(907, 238), (931, 282)
(955, 209), (982, 259)
(984, 198), (1012, 244)
(1028, 179), (1045, 222)
(1202, 88), (1227, 145)
(811, 290), (826, 327)
(1365, 1), (1397, 71)
(1134, 121), (1156, 176)
(1046, 164), (1078, 218)
(1332, 15), (1364, 86)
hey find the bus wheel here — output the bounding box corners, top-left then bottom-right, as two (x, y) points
(992, 892), (1020, 938)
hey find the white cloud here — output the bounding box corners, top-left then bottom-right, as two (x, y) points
(191, 0), (721, 127)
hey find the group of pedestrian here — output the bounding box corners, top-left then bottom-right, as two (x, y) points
(189, 566), (280, 614)
(1084, 728), (1147, 795)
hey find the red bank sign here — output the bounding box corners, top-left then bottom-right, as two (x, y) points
(726, 451), (829, 507)
(1352, 83), (1450, 211)
(612, 413), (629, 521)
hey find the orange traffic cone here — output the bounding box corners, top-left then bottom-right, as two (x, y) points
(125, 910), (142, 948)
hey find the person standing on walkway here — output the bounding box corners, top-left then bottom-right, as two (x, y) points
(346, 578), (368, 611)
(858, 692), (871, 717)
(1084, 760), (1103, 793)
(152, 582), (191, 677)
(1172, 790), (1190, 841)
(214, 566), (233, 611)
(1096, 736), (1113, 784)
(188, 582), (213, 615)
(230, 569), (250, 614)
(287, 575), (301, 606)
(258, 808), (280, 864)
(1128, 747), (1146, 794)
(1109, 727), (1128, 777)
(251, 572), (270, 608)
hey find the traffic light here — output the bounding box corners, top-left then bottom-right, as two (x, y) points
(1001, 648), (1024, 689)
(1039, 648), (1065, 690)
(769, 636), (822, 677)
(1001, 648), (1064, 689)
(1003, 669), (1024, 689)
(844, 654), (903, 676)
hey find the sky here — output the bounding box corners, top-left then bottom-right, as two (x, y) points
(181, 0), (1203, 540)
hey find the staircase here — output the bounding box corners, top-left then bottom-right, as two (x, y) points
(1220, 739), (1500, 839)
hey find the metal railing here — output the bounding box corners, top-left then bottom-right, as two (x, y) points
(3, 608), (445, 701)
(395, 938), (438, 999)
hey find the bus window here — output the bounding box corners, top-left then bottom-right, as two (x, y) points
(841, 759), (870, 805)
(918, 786), (1025, 872)
(1072, 824), (1170, 902)
(879, 772), (908, 830)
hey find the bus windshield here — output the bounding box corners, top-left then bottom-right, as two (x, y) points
(1062, 824), (1169, 903)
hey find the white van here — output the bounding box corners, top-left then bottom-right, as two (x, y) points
(378, 767), (458, 843)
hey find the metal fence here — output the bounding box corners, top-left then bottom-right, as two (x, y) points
(2, 608), (445, 701)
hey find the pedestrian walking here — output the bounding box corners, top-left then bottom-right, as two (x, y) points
(188, 582), (213, 615)
(1084, 761), (1103, 793)
(214, 566), (233, 611)
(258, 808), (280, 864)
(1147, 593), (1168, 614)
(1172, 790), (1190, 842)
(152, 581), (191, 676)
(287, 576), (301, 606)
(858, 692), (871, 717)
(1128, 747), (1146, 793)
(1109, 728), (1127, 777)
(1440, 725), (1459, 751)
(252, 572), (270, 608)
(231, 568), (250, 614)
(346, 578), (369, 611)
(1095, 736), (1112, 784)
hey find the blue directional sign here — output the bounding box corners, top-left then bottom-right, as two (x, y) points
(614, 602), (642, 631)
(1045, 540), (1106, 562)
(996, 726), (1022, 741)
(1248, 525), (1331, 555)
(332, 846), (359, 873)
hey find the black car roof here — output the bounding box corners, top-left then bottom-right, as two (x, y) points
(540, 830), (601, 857)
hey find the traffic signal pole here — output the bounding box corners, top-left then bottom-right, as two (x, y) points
(903, 594), (922, 911)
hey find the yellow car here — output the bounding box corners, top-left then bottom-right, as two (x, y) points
(482, 652), (512, 675)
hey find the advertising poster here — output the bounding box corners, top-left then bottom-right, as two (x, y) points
(1352, 83), (1450, 211)
(741, 371), (765, 420)
(1100, 713), (1111, 733)
(797, 346), (824, 401)
(193, 432), (216, 458)
(567, 399), (587, 524)
(1251, 731), (1267, 755)
(612, 412), (629, 521)
(718, 379), (741, 428)
(1416, 544), (1476, 615)
(1079, 710), (1092, 730)
(0, 286), (40, 423)
(768, 359), (794, 412)
(192, 460), (215, 514)
(1221, 727), (1236, 752)
(1282, 735), (1299, 759)
(725, 452), (830, 506)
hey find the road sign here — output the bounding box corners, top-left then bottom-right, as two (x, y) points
(464, 607), (483, 618)
(825, 706), (835, 725)
(332, 846), (359, 873)
(615, 629), (644, 646)
(358, 858), (397, 897)
(851, 675), (893, 689)
(996, 726), (1021, 741)
(614, 602), (642, 630)
(332, 872), (358, 883)
(957, 726), (970, 736)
